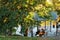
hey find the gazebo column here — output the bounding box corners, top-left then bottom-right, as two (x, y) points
(45, 20), (46, 30)
(50, 20), (52, 32)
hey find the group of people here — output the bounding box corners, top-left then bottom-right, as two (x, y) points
(35, 29), (45, 37)
(24, 28), (45, 37)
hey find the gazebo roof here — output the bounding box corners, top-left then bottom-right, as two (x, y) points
(33, 11), (58, 21)
(33, 13), (44, 21)
(50, 11), (58, 20)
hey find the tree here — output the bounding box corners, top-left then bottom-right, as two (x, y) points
(0, 0), (55, 36)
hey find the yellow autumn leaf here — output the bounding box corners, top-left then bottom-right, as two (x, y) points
(45, 0), (53, 7)
(38, 12), (44, 17)
(30, 2), (34, 5)
(5, 2), (9, 6)
(14, 1), (16, 4)
(55, 3), (60, 6)
(29, 12), (34, 16)
(35, 4), (43, 10)
(25, 4), (28, 7)
(57, 16), (60, 21)
(26, 0), (29, 3)
(17, 6), (21, 10)
(3, 18), (8, 23)
(55, 3), (60, 10)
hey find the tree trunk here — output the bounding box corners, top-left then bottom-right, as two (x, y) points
(31, 29), (33, 37)
(30, 27), (33, 37)
(36, 21), (39, 33)
(8, 27), (12, 36)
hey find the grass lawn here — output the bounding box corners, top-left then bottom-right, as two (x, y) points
(0, 36), (56, 40)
